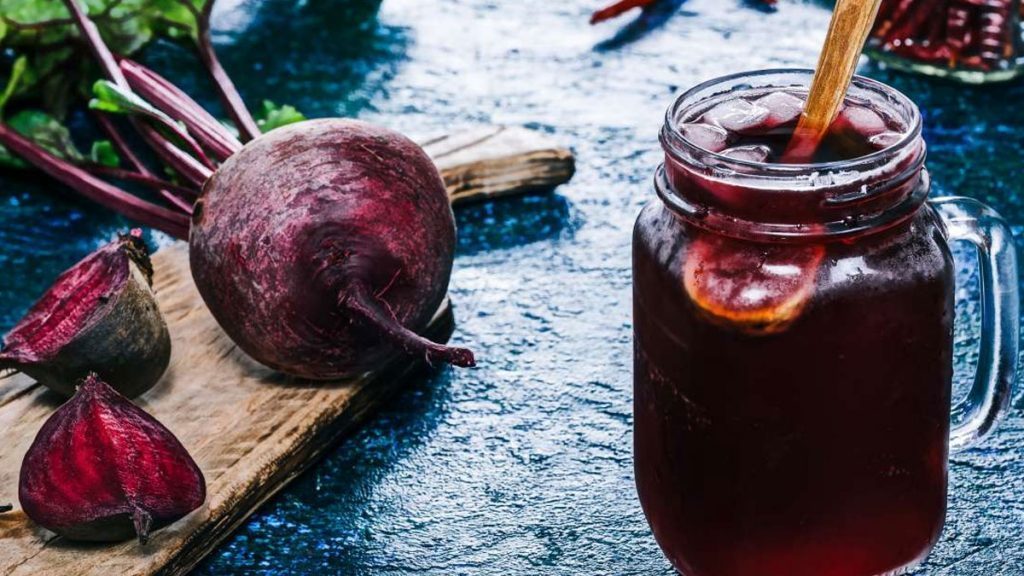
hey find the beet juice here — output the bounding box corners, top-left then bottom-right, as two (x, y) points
(633, 71), (1019, 576)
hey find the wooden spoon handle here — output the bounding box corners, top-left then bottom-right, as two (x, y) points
(784, 0), (883, 162)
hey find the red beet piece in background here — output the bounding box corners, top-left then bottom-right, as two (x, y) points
(0, 232), (170, 398)
(190, 119), (475, 380)
(19, 373), (205, 544)
(590, 0), (776, 24)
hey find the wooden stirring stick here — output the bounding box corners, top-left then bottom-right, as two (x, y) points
(783, 0), (883, 163)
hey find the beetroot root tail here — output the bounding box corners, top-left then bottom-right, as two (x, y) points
(342, 283), (476, 368)
(132, 506), (153, 545)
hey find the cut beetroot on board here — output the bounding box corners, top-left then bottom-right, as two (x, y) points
(870, 0), (1018, 72)
(19, 373), (205, 544)
(0, 232), (170, 398)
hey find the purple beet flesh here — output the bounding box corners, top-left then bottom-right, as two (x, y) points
(0, 232), (171, 397)
(19, 373), (205, 544)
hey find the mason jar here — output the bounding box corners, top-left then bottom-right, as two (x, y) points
(633, 69), (1019, 576)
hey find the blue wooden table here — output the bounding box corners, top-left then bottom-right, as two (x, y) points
(1, 0), (1022, 573)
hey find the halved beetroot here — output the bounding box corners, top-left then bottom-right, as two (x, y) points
(0, 232), (170, 397)
(19, 373), (205, 544)
(683, 233), (825, 335)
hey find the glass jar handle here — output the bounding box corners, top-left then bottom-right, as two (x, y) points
(932, 197), (1019, 452)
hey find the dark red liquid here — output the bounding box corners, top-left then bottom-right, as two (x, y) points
(634, 209), (953, 576)
(678, 89), (906, 165)
(635, 93), (953, 576)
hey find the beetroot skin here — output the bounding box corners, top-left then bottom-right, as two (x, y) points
(0, 232), (170, 397)
(190, 119), (475, 379)
(19, 373), (205, 544)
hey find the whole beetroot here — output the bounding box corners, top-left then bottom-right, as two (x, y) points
(19, 373), (205, 544)
(0, 232), (170, 397)
(189, 119), (474, 379)
(0, 3), (477, 381)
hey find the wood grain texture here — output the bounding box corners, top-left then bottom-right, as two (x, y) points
(785, 0), (883, 161)
(0, 126), (575, 575)
(424, 125), (576, 205)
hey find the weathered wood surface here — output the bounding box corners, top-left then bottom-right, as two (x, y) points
(424, 126), (575, 205)
(0, 245), (452, 576)
(0, 126), (575, 576)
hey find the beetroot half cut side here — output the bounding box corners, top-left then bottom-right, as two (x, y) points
(19, 373), (205, 544)
(0, 232), (171, 397)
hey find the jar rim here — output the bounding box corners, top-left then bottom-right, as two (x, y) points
(661, 68), (923, 177)
(653, 164), (931, 243)
(657, 69), (929, 241)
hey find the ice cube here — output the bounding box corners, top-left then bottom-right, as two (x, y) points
(721, 144), (772, 163)
(834, 104), (888, 138)
(868, 131), (904, 150)
(701, 98), (771, 134)
(755, 91), (805, 130)
(679, 122), (730, 153)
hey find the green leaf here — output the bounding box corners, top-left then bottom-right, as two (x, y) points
(0, 0), (207, 114)
(0, 56), (27, 117)
(256, 100), (307, 133)
(7, 109), (84, 162)
(89, 79), (178, 127)
(0, 145), (28, 169)
(149, 0), (206, 41)
(90, 140), (120, 167)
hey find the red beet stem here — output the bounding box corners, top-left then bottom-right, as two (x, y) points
(120, 59), (242, 162)
(94, 113), (199, 211)
(94, 111), (199, 204)
(86, 165), (197, 201)
(590, 0), (657, 24)
(61, 0), (128, 87)
(138, 124), (214, 187)
(132, 506), (153, 545)
(342, 283), (476, 368)
(145, 113), (216, 170)
(95, 114), (148, 175)
(0, 124), (190, 239)
(590, 0), (774, 24)
(196, 2), (260, 142)
(64, 0), (215, 186)
(888, 1), (938, 44)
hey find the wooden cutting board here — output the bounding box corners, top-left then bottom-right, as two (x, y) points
(0, 126), (574, 576)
